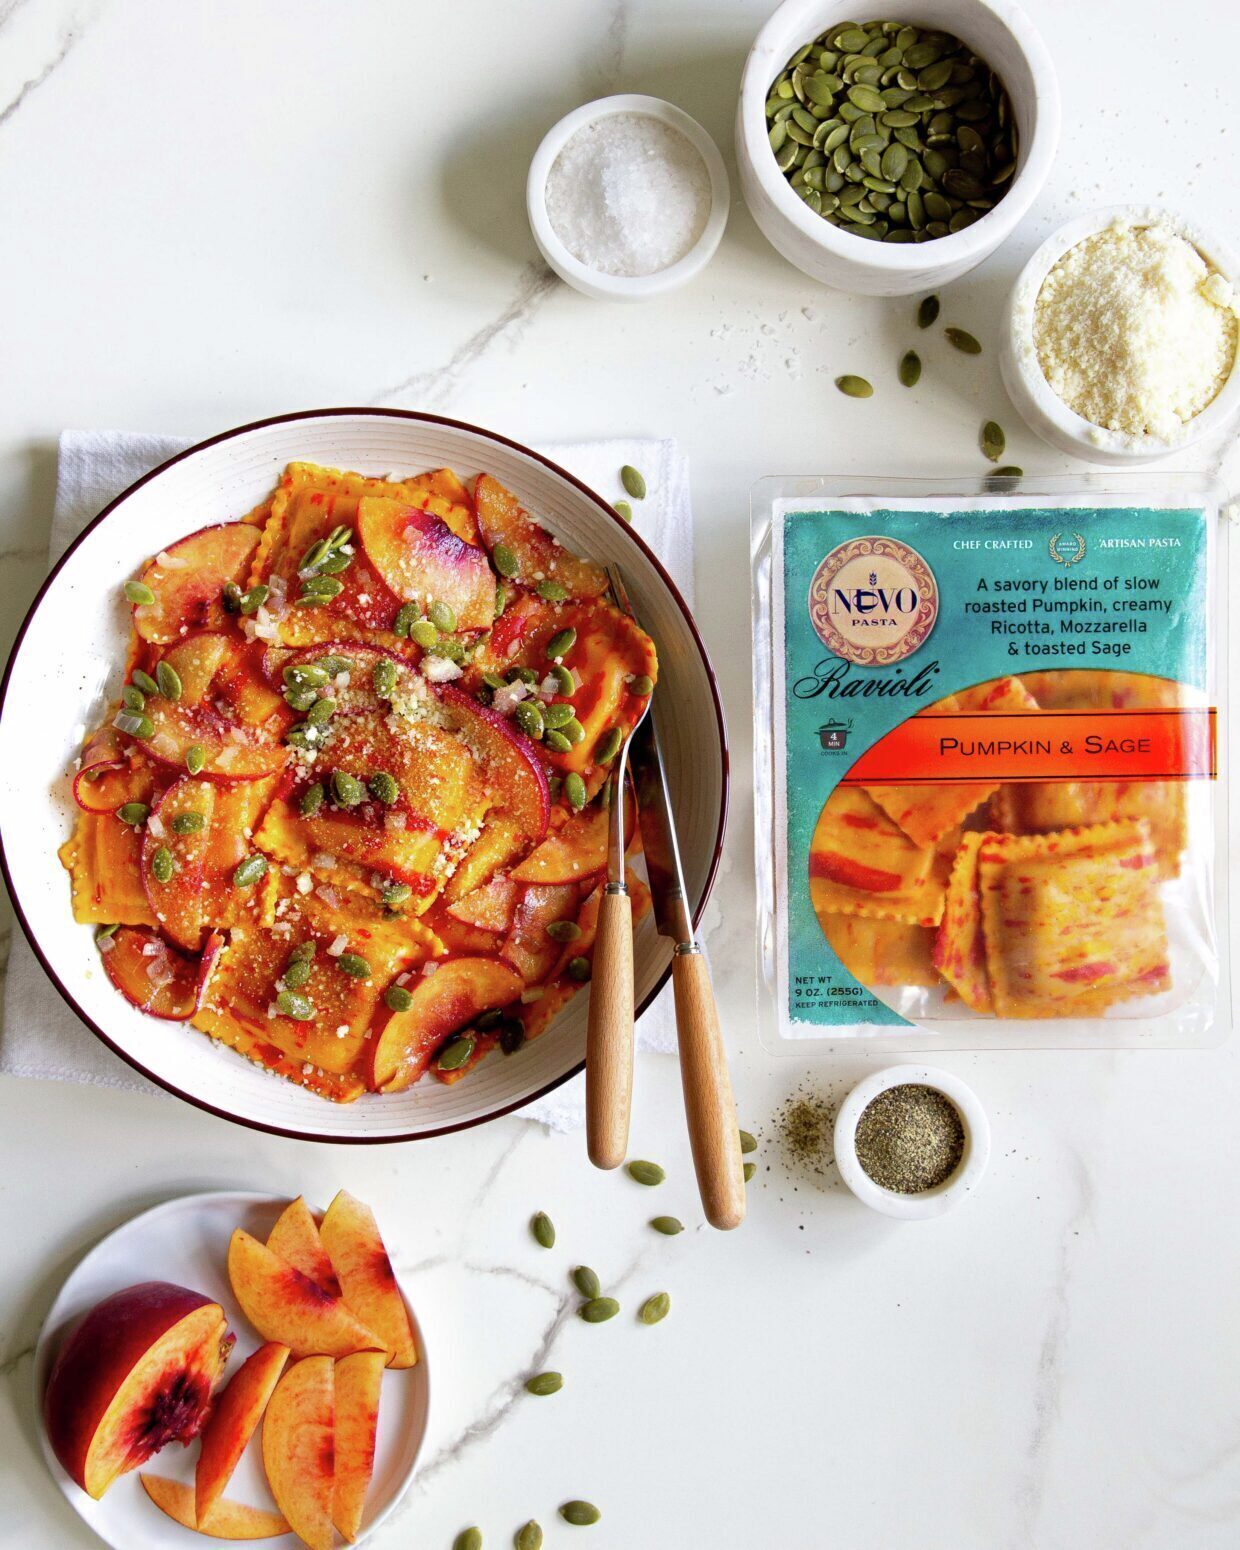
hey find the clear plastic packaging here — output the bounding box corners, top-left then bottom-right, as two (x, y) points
(752, 474), (1228, 1052)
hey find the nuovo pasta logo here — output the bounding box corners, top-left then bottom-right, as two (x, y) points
(808, 536), (938, 666)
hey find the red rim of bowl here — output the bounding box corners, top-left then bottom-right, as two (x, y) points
(0, 407), (730, 1144)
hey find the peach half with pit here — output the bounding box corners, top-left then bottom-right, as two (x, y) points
(44, 1281), (234, 1500)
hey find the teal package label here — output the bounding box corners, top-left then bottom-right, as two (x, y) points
(777, 502), (1209, 1029)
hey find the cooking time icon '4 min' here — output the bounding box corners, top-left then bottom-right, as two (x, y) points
(818, 718), (852, 751)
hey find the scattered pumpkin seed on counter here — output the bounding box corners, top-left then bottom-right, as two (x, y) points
(836, 374), (873, 398)
(560, 1501), (601, 1527)
(917, 293), (940, 327)
(766, 20), (1017, 243)
(531, 1211), (556, 1248)
(981, 420), (1006, 461)
(572, 1265), (601, 1298)
(620, 464), (646, 500)
(638, 1292), (671, 1326)
(579, 1296), (620, 1323)
(524, 1371), (563, 1396)
(898, 350), (921, 386)
(627, 1159), (665, 1186)
(516, 1523), (543, 1550)
(945, 326), (983, 354)
(650, 1215), (684, 1235)
(454, 1530), (483, 1550)
(614, 499), (633, 522)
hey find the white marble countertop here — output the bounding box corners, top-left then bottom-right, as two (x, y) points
(1, 2), (1238, 1547)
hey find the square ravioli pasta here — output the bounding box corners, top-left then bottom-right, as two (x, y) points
(61, 461), (659, 1100)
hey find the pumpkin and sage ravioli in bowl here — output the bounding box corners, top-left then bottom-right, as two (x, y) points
(60, 462), (656, 1100)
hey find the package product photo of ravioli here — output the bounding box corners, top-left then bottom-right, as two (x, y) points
(752, 475), (1230, 1053)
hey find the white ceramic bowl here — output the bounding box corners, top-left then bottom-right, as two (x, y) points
(0, 410), (727, 1142)
(35, 1192), (429, 1549)
(736, 0), (1059, 295)
(833, 1064), (990, 1219)
(1000, 204), (1240, 465)
(527, 94), (730, 302)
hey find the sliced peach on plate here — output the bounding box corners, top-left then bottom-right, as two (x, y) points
(333, 1349), (385, 1542)
(366, 955), (524, 1093)
(439, 686), (549, 844)
(474, 474), (607, 599)
(101, 926), (204, 1020)
(356, 495), (495, 631)
(141, 1475), (291, 1539)
(267, 1198), (340, 1298)
(141, 777), (217, 951)
(261, 1356), (336, 1550)
(319, 1191), (417, 1370)
(195, 1341), (290, 1525)
(44, 1281), (233, 1500)
(227, 1230), (381, 1358)
(503, 882), (581, 984)
(131, 523), (262, 644)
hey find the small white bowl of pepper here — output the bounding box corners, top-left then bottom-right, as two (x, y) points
(833, 1064), (989, 1219)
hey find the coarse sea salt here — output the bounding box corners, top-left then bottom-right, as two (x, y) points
(546, 113), (711, 278)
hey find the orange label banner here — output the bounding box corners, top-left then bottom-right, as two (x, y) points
(839, 708), (1218, 786)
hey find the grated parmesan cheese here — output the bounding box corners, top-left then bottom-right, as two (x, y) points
(1034, 219), (1239, 440)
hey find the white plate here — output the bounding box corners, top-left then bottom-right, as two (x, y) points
(0, 410), (728, 1141)
(35, 1190), (430, 1549)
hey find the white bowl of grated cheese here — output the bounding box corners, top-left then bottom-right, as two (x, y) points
(527, 95), (730, 302)
(1001, 205), (1240, 465)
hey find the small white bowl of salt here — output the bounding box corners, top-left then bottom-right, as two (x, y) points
(527, 94), (730, 301)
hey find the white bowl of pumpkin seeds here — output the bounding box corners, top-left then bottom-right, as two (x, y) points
(736, 0), (1059, 295)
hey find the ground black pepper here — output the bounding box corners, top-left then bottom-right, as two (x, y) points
(853, 1084), (964, 1193)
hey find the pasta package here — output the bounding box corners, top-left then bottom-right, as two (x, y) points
(753, 475), (1228, 1051)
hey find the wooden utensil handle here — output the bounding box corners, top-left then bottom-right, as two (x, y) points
(586, 885), (634, 1170)
(672, 948), (746, 1230)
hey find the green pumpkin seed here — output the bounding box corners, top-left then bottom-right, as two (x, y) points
(332, 770), (366, 808)
(184, 744), (206, 776)
(544, 730), (572, 754)
(290, 940), (317, 964)
(150, 846), (175, 884)
(276, 990), (314, 1021)
(981, 420), (1006, 462)
(306, 696), (335, 727)
(739, 1129), (758, 1154)
(95, 922), (119, 943)
(836, 374), (874, 398)
(564, 773), (587, 811)
(614, 500), (633, 523)
(514, 701), (545, 739)
(559, 1501), (601, 1527)
(546, 628), (577, 660)
(898, 350), (922, 386)
(594, 727), (623, 765)
(170, 811), (205, 834)
(283, 958), (312, 990)
(117, 802), (150, 826)
(627, 1159), (665, 1187)
(639, 1292), (670, 1326)
(427, 600), (456, 633)
(114, 711), (154, 740)
(536, 578), (569, 603)
(238, 585), (268, 615)
(336, 952), (371, 980)
(409, 619), (439, 649)
(122, 685), (145, 712)
(620, 465), (646, 500)
(917, 294), (940, 328)
(744, 1162), (757, 1182)
(630, 674), (654, 697)
(546, 919), (581, 943)
(373, 659), (397, 699)
(453, 1531), (483, 1550)
(285, 686), (317, 713)
(531, 1211), (555, 1249)
(572, 1265), (601, 1298)
(946, 327), (982, 355)
(559, 717), (585, 747)
(368, 771), (400, 806)
(299, 782), (325, 818)
(992, 465), (1023, 477)
(524, 1371), (563, 1396)
(651, 1216), (684, 1235)
(499, 1019), (526, 1054)
(124, 580), (155, 606)
(579, 1297), (619, 1324)
(232, 854), (268, 889)
(516, 1522), (543, 1550)
(132, 669), (159, 696)
(392, 602), (419, 637)
(492, 542), (520, 579)
(541, 701), (575, 731)
(567, 956), (591, 983)
(436, 1033), (475, 1071)
(384, 984), (414, 1012)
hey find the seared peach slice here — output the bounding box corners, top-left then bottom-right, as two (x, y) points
(511, 793), (634, 887)
(333, 1349), (385, 1541)
(267, 1198), (340, 1298)
(195, 1341), (289, 1524)
(440, 687), (549, 844)
(227, 1230), (381, 1358)
(101, 926), (204, 1020)
(367, 955), (524, 1093)
(474, 474), (607, 598)
(262, 1357), (336, 1550)
(141, 1475), (291, 1539)
(72, 731), (157, 815)
(356, 495), (495, 630)
(320, 1191), (417, 1369)
(503, 882), (581, 984)
(131, 524), (262, 644)
(44, 1282), (233, 1500)
(446, 874), (518, 933)
(141, 778), (217, 951)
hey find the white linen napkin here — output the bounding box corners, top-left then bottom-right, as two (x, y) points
(1, 430), (696, 1131)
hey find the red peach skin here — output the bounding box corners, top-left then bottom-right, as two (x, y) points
(195, 1341), (290, 1524)
(333, 1349), (386, 1541)
(227, 1230), (381, 1359)
(319, 1191), (418, 1369)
